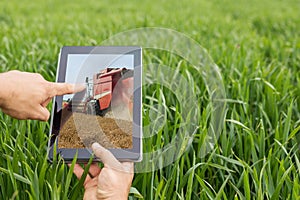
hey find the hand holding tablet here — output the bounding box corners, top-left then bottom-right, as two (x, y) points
(71, 142), (134, 199)
(48, 46), (142, 162)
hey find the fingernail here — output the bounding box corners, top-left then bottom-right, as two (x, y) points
(92, 142), (101, 150)
(74, 83), (86, 90)
(78, 83), (86, 88)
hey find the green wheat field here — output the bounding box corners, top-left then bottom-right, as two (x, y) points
(0, 0), (300, 199)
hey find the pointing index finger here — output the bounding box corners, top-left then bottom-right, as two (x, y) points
(50, 82), (86, 97)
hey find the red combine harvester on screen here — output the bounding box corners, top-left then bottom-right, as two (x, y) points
(67, 67), (133, 116)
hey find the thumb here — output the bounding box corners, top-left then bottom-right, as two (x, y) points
(36, 106), (50, 121)
(92, 143), (123, 170)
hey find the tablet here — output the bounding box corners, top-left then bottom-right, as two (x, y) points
(48, 46), (142, 163)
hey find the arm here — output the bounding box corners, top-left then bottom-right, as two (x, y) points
(0, 70), (84, 121)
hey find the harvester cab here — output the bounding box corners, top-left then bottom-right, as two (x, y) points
(83, 67), (133, 117)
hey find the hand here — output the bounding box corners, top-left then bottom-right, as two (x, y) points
(0, 70), (85, 121)
(71, 143), (134, 200)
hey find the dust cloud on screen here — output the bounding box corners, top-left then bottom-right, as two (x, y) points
(58, 54), (134, 149)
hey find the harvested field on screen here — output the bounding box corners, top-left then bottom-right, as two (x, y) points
(58, 112), (132, 149)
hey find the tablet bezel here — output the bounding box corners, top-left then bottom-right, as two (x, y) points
(48, 46), (142, 163)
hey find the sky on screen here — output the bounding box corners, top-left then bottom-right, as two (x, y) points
(64, 54), (134, 100)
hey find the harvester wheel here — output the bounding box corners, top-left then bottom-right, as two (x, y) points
(95, 101), (105, 116)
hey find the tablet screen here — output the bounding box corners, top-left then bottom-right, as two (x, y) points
(48, 46), (142, 162)
(58, 54), (134, 149)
